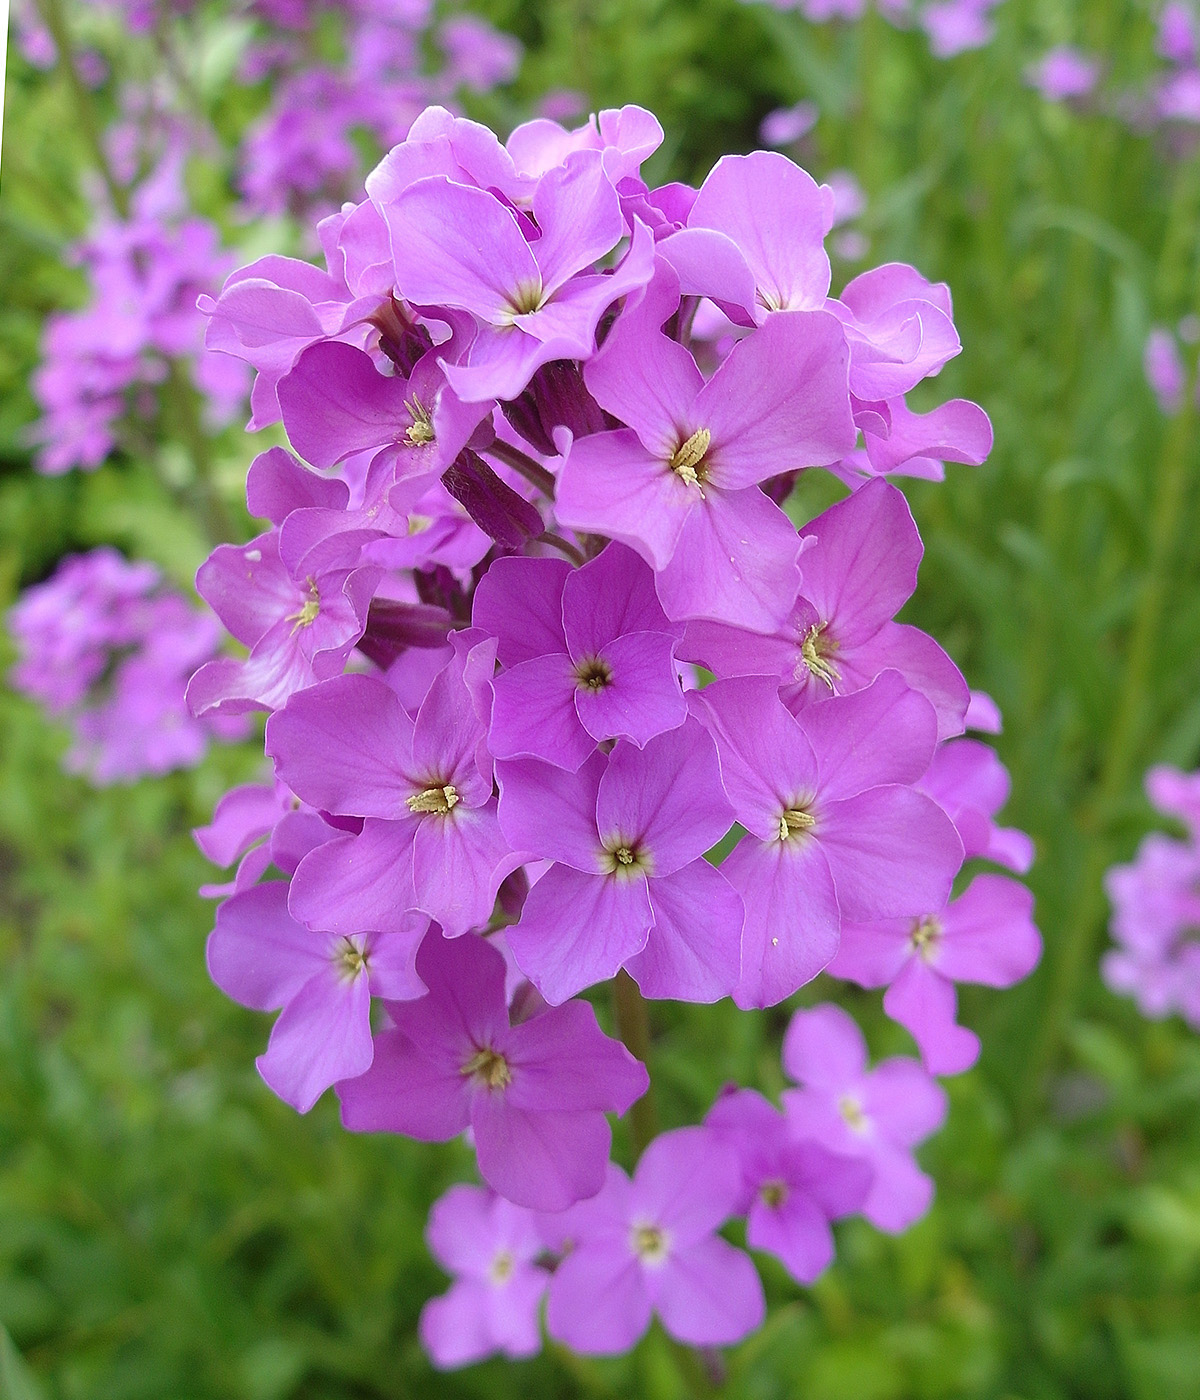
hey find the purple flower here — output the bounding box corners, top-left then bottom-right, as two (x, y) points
(473, 544), (687, 771)
(689, 672), (963, 1007)
(543, 1127), (764, 1353)
(760, 100), (820, 147)
(556, 267), (856, 628)
(497, 720), (743, 1004)
(682, 479), (970, 740)
(420, 1184), (548, 1368)
(705, 1088), (871, 1282)
(1144, 326), (1187, 415)
(831, 875), (1042, 1074)
(782, 1004), (947, 1232)
(1026, 47), (1101, 102)
(207, 881), (427, 1111)
(1158, 2), (1198, 66)
(916, 736), (1035, 873)
(267, 640), (520, 938)
(921, 0), (1003, 59)
(338, 931), (649, 1209)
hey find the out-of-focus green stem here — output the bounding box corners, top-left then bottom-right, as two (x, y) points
(611, 971), (657, 1154)
(34, 0), (129, 217)
(163, 361), (238, 547)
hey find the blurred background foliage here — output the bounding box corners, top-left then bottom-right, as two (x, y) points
(2, 0), (1200, 1396)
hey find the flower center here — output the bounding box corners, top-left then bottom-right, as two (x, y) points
(760, 1179), (788, 1209)
(287, 578), (320, 632)
(333, 936), (369, 981)
(800, 622), (841, 690)
(631, 1222), (670, 1265)
(406, 784), (460, 816)
(668, 427), (711, 488)
(838, 1094), (868, 1133)
(489, 1250), (515, 1284)
(404, 396), (434, 446)
(908, 915), (943, 962)
(461, 1046), (512, 1091)
(601, 837), (652, 878)
(575, 656), (613, 692)
(507, 280), (547, 317)
(778, 806), (816, 841)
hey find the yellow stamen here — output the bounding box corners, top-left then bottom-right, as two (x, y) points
(839, 1094), (867, 1132)
(669, 427), (711, 487)
(406, 784), (459, 815)
(462, 1046), (512, 1090)
(909, 915), (942, 962)
(287, 579), (320, 632)
(404, 396), (435, 446)
(631, 1223), (669, 1263)
(778, 808), (816, 841)
(800, 622), (841, 690)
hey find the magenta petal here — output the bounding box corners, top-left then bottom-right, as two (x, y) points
(530, 150), (624, 291)
(633, 1127), (742, 1242)
(883, 959), (979, 1075)
(278, 342), (412, 469)
(288, 821), (417, 935)
(597, 722), (732, 876)
(651, 1236), (765, 1346)
(700, 310), (856, 487)
(364, 925), (427, 1001)
(420, 1280), (502, 1369)
(867, 396), (993, 473)
(337, 1028), (469, 1139)
(411, 645), (496, 800)
(799, 671), (939, 797)
(629, 860), (743, 1002)
(562, 542), (677, 656)
(654, 483), (803, 629)
(689, 676), (821, 841)
(820, 787), (963, 921)
(504, 1000), (648, 1113)
(388, 176), (540, 319)
(267, 674), (416, 818)
(689, 152), (833, 311)
(555, 429), (694, 572)
(257, 964), (374, 1113)
(865, 1058), (948, 1145)
(496, 751), (606, 869)
(482, 1267), (548, 1359)
(491, 654), (595, 769)
(747, 1192), (834, 1284)
(937, 875), (1041, 986)
(411, 801), (517, 937)
(782, 1003), (867, 1089)
(471, 1097), (611, 1210)
(472, 555), (570, 666)
(861, 622), (970, 742)
(574, 631), (687, 748)
(207, 882), (326, 1011)
(828, 916), (912, 986)
(658, 226), (759, 321)
(862, 1141), (934, 1233)
(507, 864), (652, 1004)
(723, 833), (840, 1008)
(546, 1244), (651, 1355)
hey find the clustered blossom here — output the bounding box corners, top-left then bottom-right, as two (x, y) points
(30, 149), (246, 474)
(741, 0), (1005, 60)
(7, 548), (241, 783)
(1104, 765), (1200, 1028)
(192, 103), (1037, 1367)
(1143, 320), (1200, 415)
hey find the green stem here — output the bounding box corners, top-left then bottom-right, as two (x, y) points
(163, 361), (239, 547)
(611, 971), (658, 1154)
(539, 531), (586, 566)
(34, 0), (129, 217)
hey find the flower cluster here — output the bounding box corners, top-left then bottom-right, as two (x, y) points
(8, 547), (241, 783)
(741, 0), (1005, 60)
(194, 104), (1035, 1366)
(1144, 319), (1200, 414)
(30, 148), (247, 474)
(1103, 765), (1200, 1028)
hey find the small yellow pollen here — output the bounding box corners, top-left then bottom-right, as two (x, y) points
(800, 622), (841, 691)
(615, 846), (636, 865)
(631, 1223), (669, 1263)
(760, 1180), (788, 1209)
(407, 513), (432, 535)
(839, 1094), (867, 1132)
(909, 915), (942, 962)
(334, 937), (369, 981)
(778, 808), (817, 841)
(490, 1250), (515, 1284)
(406, 784), (460, 815)
(669, 427), (711, 487)
(286, 579), (320, 632)
(404, 396), (435, 446)
(575, 657), (613, 693)
(508, 280), (546, 316)
(462, 1046), (512, 1090)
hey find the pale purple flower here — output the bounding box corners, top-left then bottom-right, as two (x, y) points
(497, 720), (743, 1004)
(420, 1185), (548, 1368)
(782, 1003), (947, 1231)
(556, 266), (856, 628)
(705, 1088), (871, 1282)
(689, 672), (963, 1007)
(207, 881), (426, 1111)
(1144, 326), (1187, 414)
(338, 930), (648, 1209)
(267, 640), (520, 938)
(831, 874), (1041, 1074)
(760, 101), (819, 148)
(474, 545), (687, 771)
(1026, 47), (1100, 102)
(543, 1127), (764, 1353)
(921, 0), (1002, 58)
(1158, 2), (1198, 65)
(438, 15), (522, 92)
(916, 736), (1034, 873)
(681, 479), (970, 740)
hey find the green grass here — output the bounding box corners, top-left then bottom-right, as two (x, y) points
(2, 0), (1200, 1394)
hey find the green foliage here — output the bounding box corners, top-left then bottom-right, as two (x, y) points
(2, 0), (1200, 1396)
